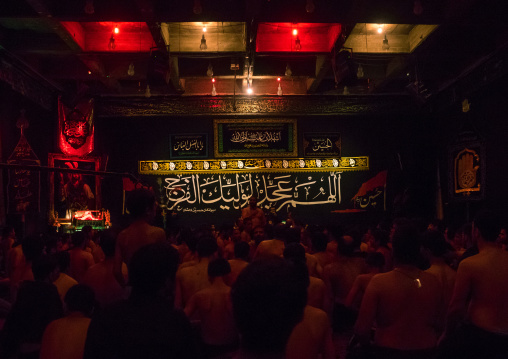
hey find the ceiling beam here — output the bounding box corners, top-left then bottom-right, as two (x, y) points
(307, 55), (331, 93)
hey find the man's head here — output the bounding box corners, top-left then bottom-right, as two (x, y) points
(99, 229), (117, 258)
(128, 242), (179, 296)
(249, 196), (258, 209)
(252, 225), (265, 244)
(196, 235), (218, 259)
(473, 209), (501, 243)
(65, 284), (95, 317)
(32, 254), (59, 282)
(126, 189), (157, 220)
(234, 241), (250, 260)
(208, 258), (231, 280)
(231, 257), (307, 355)
(392, 222), (422, 266)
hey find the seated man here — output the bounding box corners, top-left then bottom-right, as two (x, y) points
(231, 257), (307, 359)
(184, 258), (238, 358)
(40, 284), (95, 359)
(442, 210), (508, 359)
(354, 222), (441, 359)
(84, 242), (198, 359)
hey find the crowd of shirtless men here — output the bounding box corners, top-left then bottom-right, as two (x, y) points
(0, 188), (507, 359)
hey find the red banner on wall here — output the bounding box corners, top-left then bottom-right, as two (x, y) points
(58, 97), (94, 157)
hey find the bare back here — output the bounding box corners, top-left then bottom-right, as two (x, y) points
(116, 221), (166, 265)
(355, 269), (441, 350)
(175, 260), (211, 308)
(184, 284), (238, 346)
(286, 305), (335, 359)
(456, 248), (508, 333)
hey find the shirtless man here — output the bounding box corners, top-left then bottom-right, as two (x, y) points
(323, 234), (368, 331)
(354, 223), (441, 358)
(344, 252), (385, 311)
(284, 243), (326, 310)
(231, 257), (307, 359)
(82, 230), (129, 308)
(254, 224), (285, 259)
(184, 258), (238, 357)
(175, 235), (218, 309)
(226, 241), (250, 286)
(114, 189), (165, 287)
(68, 231), (95, 283)
(40, 284), (95, 359)
(421, 230), (456, 332)
(241, 196), (266, 229)
(442, 210), (508, 359)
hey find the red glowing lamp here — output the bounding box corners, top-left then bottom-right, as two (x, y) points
(212, 78), (216, 83)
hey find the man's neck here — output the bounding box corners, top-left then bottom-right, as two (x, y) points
(478, 239), (499, 252)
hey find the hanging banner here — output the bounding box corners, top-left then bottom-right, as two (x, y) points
(58, 97), (94, 157)
(7, 133), (40, 214)
(303, 133), (341, 157)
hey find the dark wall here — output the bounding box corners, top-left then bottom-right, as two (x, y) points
(0, 82), (56, 235)
(95, 107), (437, 227)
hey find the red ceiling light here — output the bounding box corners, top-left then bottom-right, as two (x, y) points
(212, 78), (216, 83)
(114, 25), (119, 34)
(277, 77), (281, 82)
(292, 28), (298, 36)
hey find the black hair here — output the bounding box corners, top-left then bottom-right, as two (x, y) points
(285, 227), (301, 245)
(283, 242), (306, 263)
(32, 255), (58, 282)
(365, 252), (385, 268)
(71, 231), (86, 247)
(231, 257), (307, 354)
(82, 225), (93, 236)
(21, 234), (44, 262)
(234, 241), (250, 260)
(55, 251), (71, 272)
(99, 229), (117, 258)
(64, 284), (95, 315)
(421, 230), (448, 257)
(208, 258), (231, 278)
(392, 223), (422, 265)
(473, 209), (501, 242)
(311, 231), (328, 252)
(196, 235), (218, 258)
(372, 229), (390, 248)
(128, 242), (179, 294)
(126, 188), (156, 219)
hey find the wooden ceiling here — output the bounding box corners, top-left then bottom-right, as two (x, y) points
(0, 0), (507, 105)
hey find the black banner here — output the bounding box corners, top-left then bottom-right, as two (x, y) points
(303, 132), (341, 157)
(214, 119), (297, 158)
(170, 134), (207, 159)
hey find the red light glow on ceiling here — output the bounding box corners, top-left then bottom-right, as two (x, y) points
(256, 23), (342, 53)
(61, 22), (154, 52)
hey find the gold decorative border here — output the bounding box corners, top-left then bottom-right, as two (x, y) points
(213, 118), (298, 158)
(139, 156), (368, 175)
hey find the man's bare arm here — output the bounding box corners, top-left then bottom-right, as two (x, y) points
(113, 237), (126, 288)
(354, 278), (378, 344)
(443, 261), (472, 337)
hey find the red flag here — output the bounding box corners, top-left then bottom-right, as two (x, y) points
(352, 170), (387, 210)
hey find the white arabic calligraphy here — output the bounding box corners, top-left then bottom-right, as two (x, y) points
(164, 172), (342, 212)
(230, 131), (282, 143)
(173, 139), (204, 152)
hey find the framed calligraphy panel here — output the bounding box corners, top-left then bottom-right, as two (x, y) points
(303, 133), (341, 157)
(448, 140), (485, 201)
(214, 118), (297, 158)
(170, 134), (208, 159)
(48, 154), (101, 218)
